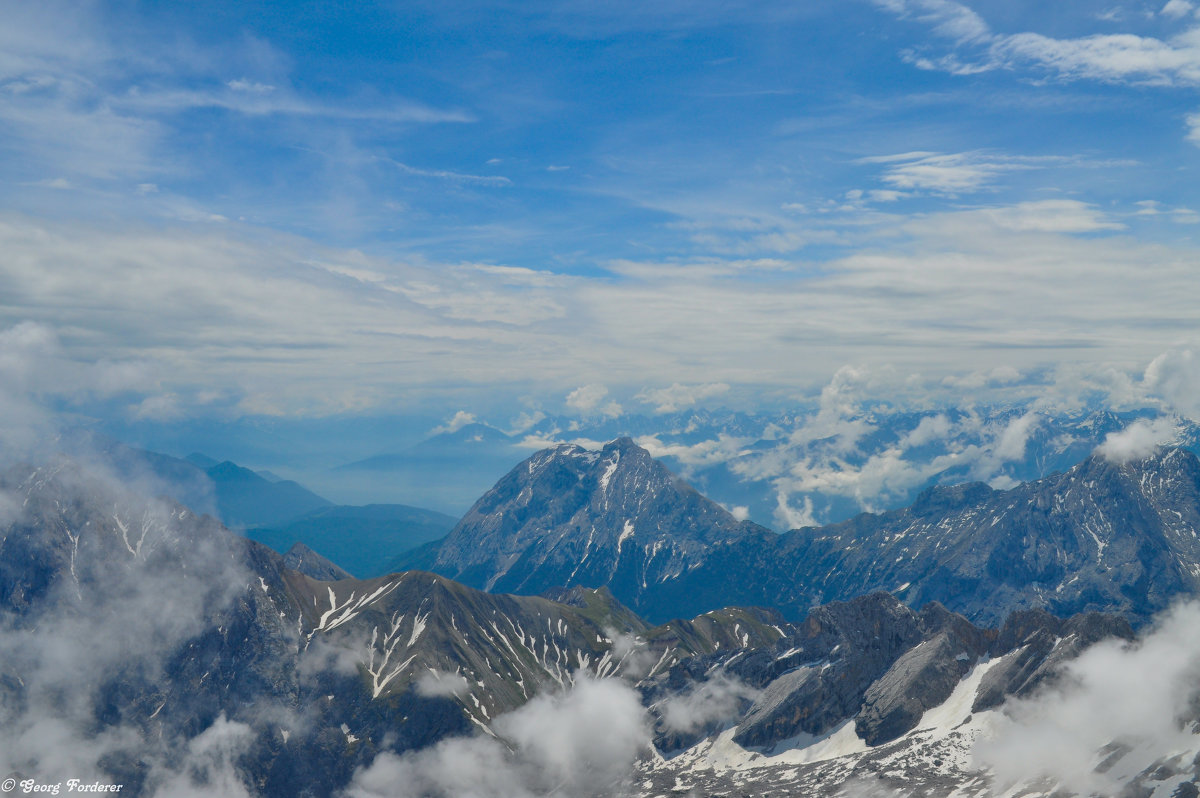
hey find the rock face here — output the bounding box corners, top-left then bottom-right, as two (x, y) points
(429, 437), (767, 619)
(637, 591), (1133, 756)
(756, 446), (1200, 625)
(422, 441), (1200, 626)
(283, 542), (353, 581)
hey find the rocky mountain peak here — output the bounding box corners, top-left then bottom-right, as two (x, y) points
(427, 438), (761, 614)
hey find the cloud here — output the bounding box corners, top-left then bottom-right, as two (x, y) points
(0, 454), (261, 793)
(635, 433), (752, 471)
(1144, 348), (1200, 418)
(0, 321), (160, 455)
(381, 158), (511, 186)
(565, 384), (622, 417)
(776, 493), (819, 529)
(979, 200), (1124, 233)
(1095, 416), (1181, 463)
(505, 410), (547, 436)
(414, 670), (470, 699)
(974, 601), (1200, 795)
(655, 674), (761, 735)
(902, 413), (954, 447)
(1161, 0), (1196, 18)
(991, 410), (1039, 462)
(3, 199), (1200, 420)
(860, 151), (1038, 195)
(432, 410), (477, 435)
(346, 677), (650, 798)
(879, 0), (1200, 86)
(635, 382), (730, 413)
(152, 715), (256, 798)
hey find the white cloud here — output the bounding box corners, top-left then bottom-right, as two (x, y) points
(505, 410), (547, 436)
(3, 202), (1200, 419)
(565, 384), (622, 417)
(1144, 348), (1200, 418)
(635, 382), (730, 413)
(414, 670), (470, 698)
(381, 158), (511, 186)
(131, 392), (185, 421)
(1188, 111), (1200, 146)
(347, 677), (649, 798)
(655, 674), (760, 734)
(880, 0), (1200, 86)
(152, 715), (256, 798)
(432, 410), (477, 435)
(980, 200), (1124, 233)
(1095, 416), (1181, 463)
(226, 77), (275, 94)
(1160, 0), (1195, 19)
(636, 433), (753, 471)
(975, 601), (1200, 795)
(861, 151), (1034, 195)
(775, 492), (818, 529)
(0, 456), (260, 793)
(992, 410), (1039, 462)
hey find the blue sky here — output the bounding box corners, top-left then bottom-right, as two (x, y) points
(1, 0), (1199, 437)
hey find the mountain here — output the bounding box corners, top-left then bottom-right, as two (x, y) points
(327, 423), (529, 513)
(283, 542), (353, 581)
(65, 434), (334, 529)
(663, 445), (1200, 626)
(247, 503), (457, 578)
(201, 459), (333, 527)
(424, 437), (766, 616)
(1, 454), (1189, 797)
(418, 440), (1200, 625)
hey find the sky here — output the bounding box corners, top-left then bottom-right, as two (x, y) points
(1, 0), (1199, 439)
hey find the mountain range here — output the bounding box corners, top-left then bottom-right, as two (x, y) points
(412, 438), (1200, 626)
(6, 430), (1200, 796)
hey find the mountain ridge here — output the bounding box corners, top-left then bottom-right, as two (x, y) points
(418, 439), (1200, 625)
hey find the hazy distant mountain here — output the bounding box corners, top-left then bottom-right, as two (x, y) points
(201, 459), (333, 527)
(328, 423), (530, 513)
(78, 437), (334, 529)
(248, 503), (457, 578)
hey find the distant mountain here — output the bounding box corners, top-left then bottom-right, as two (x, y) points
(419, 440), (1200, 626)
(424, 437), (766, 616)
(183, 451), (220, 468)
(247, 503), (457, 578)
(70, 436), (333, 529)
(661, 445), (1200, 626)
(326, 423), (530, 514)
(200, 459), (332, 528)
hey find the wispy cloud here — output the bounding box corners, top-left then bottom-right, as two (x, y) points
(2, 195), (1197, 418)
(635, 382), (730, 413)
(880, 0), (1200, 87)
(380, 157), (510, 186)
(858, 151), (1043, 195)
